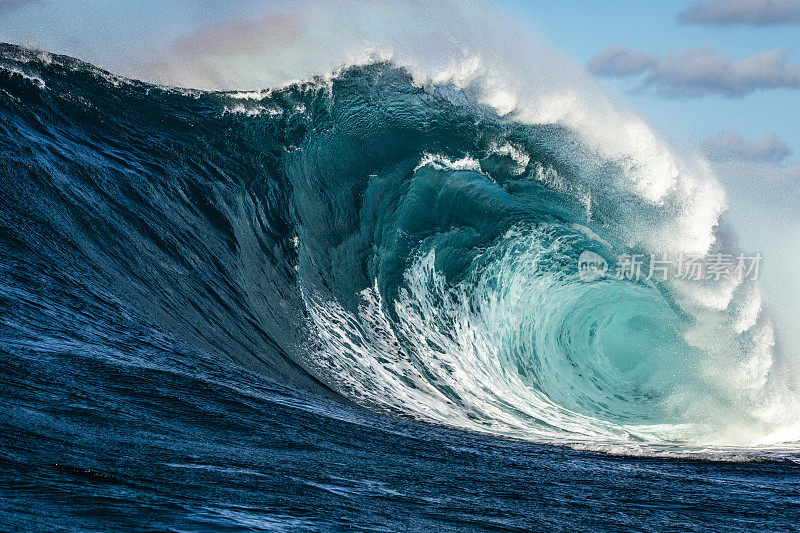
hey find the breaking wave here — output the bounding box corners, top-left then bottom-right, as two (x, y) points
(2, 40), (799, 457)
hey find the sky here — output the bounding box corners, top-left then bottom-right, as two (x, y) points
(505, 0), (800, 166)
(2, 0), (800, 341)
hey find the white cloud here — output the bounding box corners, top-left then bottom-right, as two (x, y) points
(589, 46), (800, 97)
(679, 0), (800, 25)
(587, 46), (657, 76)
(139, 0), (466, 90)
(702, 131), (793, 163)
(648, 47), (800, 97)
(173, 12), (305, 58)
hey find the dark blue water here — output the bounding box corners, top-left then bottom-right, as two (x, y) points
(1, 43), (799, 531)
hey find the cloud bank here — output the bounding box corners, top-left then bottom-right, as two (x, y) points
(702, 131), (793, 163)
(586, 46), (657, 76)
(140, 0), (487, 90)
(588, 46), (800, 97)
(679, 0), (800, 25)
(174, 12), (305, 58)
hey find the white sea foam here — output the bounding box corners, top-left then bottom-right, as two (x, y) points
(414, 153), (482, 173)
(489, 142), (530, 175)
(223, 104), (282, 117)
(0, 64), (46, 88)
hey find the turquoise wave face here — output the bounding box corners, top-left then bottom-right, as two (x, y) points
(1, 43), (794, 450)
(283, 64), (787, 446)
(297, 157), (707, 443)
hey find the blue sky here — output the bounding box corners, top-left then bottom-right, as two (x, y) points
(504, 0), (800, 164)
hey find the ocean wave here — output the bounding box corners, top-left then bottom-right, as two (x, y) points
(1, 42), (798, 457)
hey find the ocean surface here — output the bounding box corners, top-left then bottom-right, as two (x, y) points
(1, 42), (799, 531)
